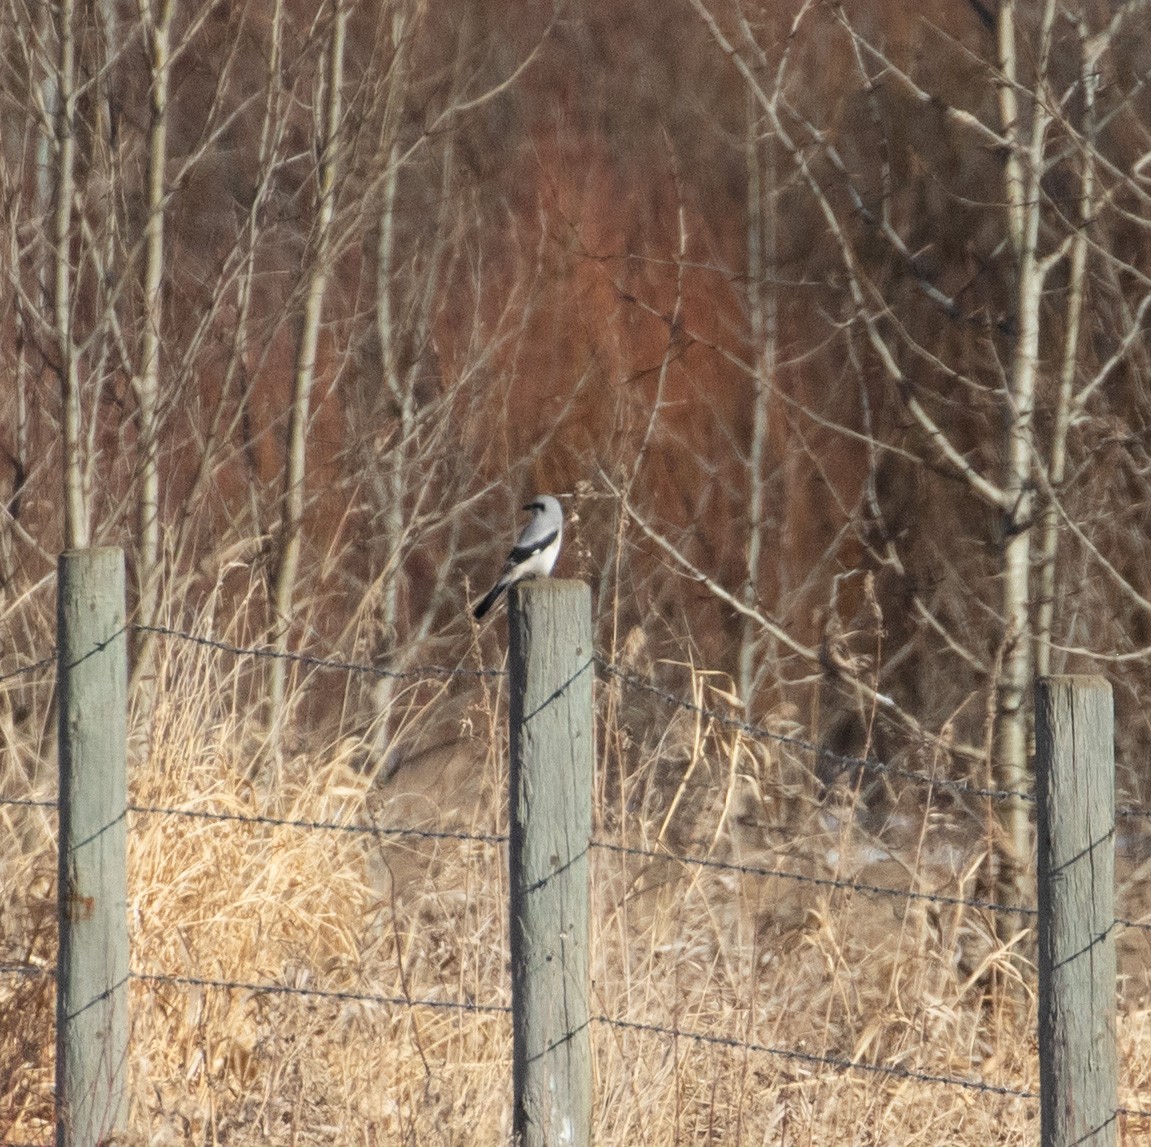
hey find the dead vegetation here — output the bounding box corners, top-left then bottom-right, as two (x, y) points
(3, 627), (1150, 1144)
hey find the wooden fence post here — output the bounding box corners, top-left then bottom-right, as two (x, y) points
(508, 579), (593, 1147)
(1035, 675), (1117, 1147)
(56, 548), (129, 1147)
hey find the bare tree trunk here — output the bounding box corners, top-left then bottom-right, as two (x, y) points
(130, 0), (173, 700)
(53, 0), (87, 549)
(1034, 21), (1098, 680)
(740, 87), (777, 717)
(267, 1), (347, 746)
(369, 147), (413, 741)
(992, 0), (1057, 919)
(165, 0), (287, 584)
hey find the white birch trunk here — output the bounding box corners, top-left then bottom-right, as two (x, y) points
(267, 2), (347, 744)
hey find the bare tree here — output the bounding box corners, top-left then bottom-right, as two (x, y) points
(129, 0), (173, 701)
(266, 1), (349, 745)
(52, 0), (86, 549)
(684, 0), (1151, 919)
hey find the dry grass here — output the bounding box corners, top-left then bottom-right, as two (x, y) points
(2, 629), (1151, 1145)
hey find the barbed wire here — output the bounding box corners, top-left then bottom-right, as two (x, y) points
(592, 1014), (1038, 1099)
(1117, 916), (1151, 935)
(134, 625), (1031, 808)
(42, 621), (1151, 824)
(128, 802), (506, 846)
(4, 620), (1151, 1129)
(591, 839), (1036, 917)
(0, 654), (55, 685)
(595, 657), (1036, 805)
(0, 795), (57, 810)
(131, 970), (510, 1017)
(8, 959), (1150, 1118)
(0, 800), (1141, 934)
(0, 962), (51, 979)
(10, 626), (1151, 822)
(135, 624), (505, 681)
(131, 971), (1045, 1107)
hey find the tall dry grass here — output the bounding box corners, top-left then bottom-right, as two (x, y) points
(2, 609), (1150, 1144)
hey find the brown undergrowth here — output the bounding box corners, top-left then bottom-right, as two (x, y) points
(2, 630), (1150, 1144)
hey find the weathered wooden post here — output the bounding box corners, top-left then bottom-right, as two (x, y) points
(56, 548), (129, 1147)
(1035, 675), (1117, 1147)
(508, 580), (593, 1147)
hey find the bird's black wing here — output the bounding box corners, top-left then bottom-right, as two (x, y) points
(506, 528), (559, 567)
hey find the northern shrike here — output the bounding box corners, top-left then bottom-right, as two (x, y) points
(473, 495), (563, 619)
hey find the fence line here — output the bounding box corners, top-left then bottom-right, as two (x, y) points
(17, 622), (1151, 814)
(0, 789), (1052, 923)
(133, 623), (1037, 804)
(6, 968), (1151, 1118)
(6, 963), (1151, 1119)
(10, 626), (1151, 819)
(120, 976), (1151, 1117)
(3, 801), (1149, 933)
(17, 790), (1151, 931)
(7, 585), (1151, 1143)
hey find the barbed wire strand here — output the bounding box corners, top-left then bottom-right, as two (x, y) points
(99, 622), (1151, 819)
(590, 839), (1037, 917)
(133, 971), (1036, 1101)
(1, 793), (1141, 927)
(0, 963), (51, 979)
(6, 962), (1150, 1119)
(131, 970), (509, 1016)
(0, 654), (55, 685)
(595, 657), (1035, 805)
(593, 1015), (1037, 1099)
(135, 624), (505, 681)
(1117, 804), (1151, 820)
(128, 805), (1031, 921)
(127, 802), (506, 846)
(139, 623), (1027, 805)
(10, 627), (1151, 820)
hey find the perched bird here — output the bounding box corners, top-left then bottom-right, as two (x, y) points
(473, 495), (563, 619)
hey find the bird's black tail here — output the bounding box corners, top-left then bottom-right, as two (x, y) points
(473, 581), (507, 620)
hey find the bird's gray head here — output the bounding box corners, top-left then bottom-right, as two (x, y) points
(524, 494), (563, 523)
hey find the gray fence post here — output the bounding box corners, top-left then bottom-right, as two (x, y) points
(56, 548), (129, 1147)
(1035, 675), (1117, 1147)
(508, 579), (593, 1147)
